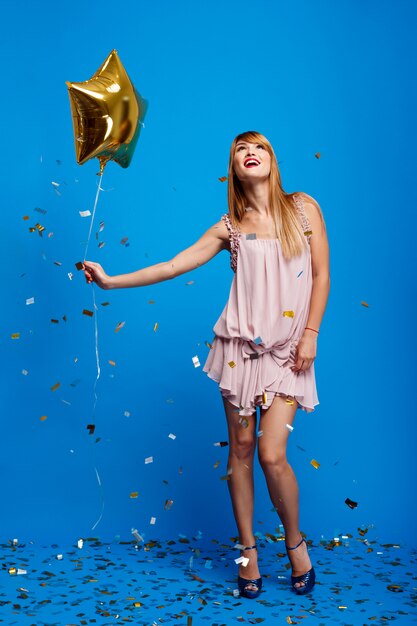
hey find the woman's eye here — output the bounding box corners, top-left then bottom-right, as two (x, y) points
(257, 144), (264, 149)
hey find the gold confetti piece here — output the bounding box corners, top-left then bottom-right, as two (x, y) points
(345, 497), (358, 509)
(153, 322), (158, 331)
(75, 261), (84, 270)
(108, 360), (116, 366)
(304, 230), (313, 236)
(115, 321), (125, 332)
(87, 424), (95, 435)
(361, 301), (369, 307)
(286, 617), (293, 625)
(310, 458), (320, 469)
(130, 491), (139, 498)
(213, 460), (220, 469)
(285, 396), (295, 405)
(315, 152), (321, 159)
(283, 310), (295, 318)
(164, 499), (174, 510)
(387, 584), (403, 592)
(220, 474), (231, 481)
(134, 602), (142, 607)
(120, 236), (128, 245)
(205, 340), (212, 349)
(148, 299), (155, 304)
(338, 606), (347, 610)
(51, 382), (61, 392)
(262, 391), (267, 404)
(51, 319), (59, 324)
(11, 333), (20, 339)
(23, 215), (29, 220)
(83, 309), (94, 317)
(228, 360), (236, 368)
(218, 176), (228, 182)
(40, 415), (47, 421)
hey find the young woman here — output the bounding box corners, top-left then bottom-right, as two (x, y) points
(83, 130), (330, 599)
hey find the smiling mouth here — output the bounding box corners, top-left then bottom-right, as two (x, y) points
(244, 159), (260, 168)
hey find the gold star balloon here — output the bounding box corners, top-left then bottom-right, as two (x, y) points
(66, 49), (148, 174)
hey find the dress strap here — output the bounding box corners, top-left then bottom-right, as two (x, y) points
(221, 213), (240, 273)
(293, 194), (312, 245)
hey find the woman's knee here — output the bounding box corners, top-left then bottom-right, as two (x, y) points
(258, 447), (288, 471)
(229, 435), (256, 460)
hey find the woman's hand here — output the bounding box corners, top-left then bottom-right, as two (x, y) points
(83, 261), (112, 290)
(290, 332), (317, 373)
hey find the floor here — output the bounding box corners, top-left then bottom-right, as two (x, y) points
(1, 528), (416, 626)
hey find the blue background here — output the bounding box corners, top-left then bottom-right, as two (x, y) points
(1, 0), (416, 546)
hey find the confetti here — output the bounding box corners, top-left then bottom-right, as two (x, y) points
(205, 340), (212, 349)
(40, 415), (47, 422)
(185, 280), (194, 285)
(124, 410), (131, 417)
(23, 215), (29, 220)
(310, 458), (320, 469)
(115, 321), (125, 332)
(51, 382), (61, 392)
(98, 241), (105, 249)
(283, 310), (295, 318)
(83, 309), (94, 317)
(75, 261), (84, 271)
(228, 360), (236, 368)
(315, 152), (321, 158)
(218, 176), (228, 182)
(150, 516), (156, 525)
(108, 360), (116, 366)
(213, 441), (229, 447)
(130, 492), (139, 498)
(239, 417), (249, 428)
(153, 322), (158, 332)
(258, 430), (263, 437)
(345, 497), (358, 509)
(168, 433), (176, 440)
(86, 424), (95, 435)
(99, 221), (105, 232)
(101, 301), (110, 306)
(51, 181), (60, 187)
(254, 336), (262, 344)
(213, 460), (220, 469)
(131, 528), (144, 542)
(285, 396), (295, 405)
(192, 355), (200, 368)
(120, 236), (128, 245)
(79, 210), (91, 217)
(11, 333), (20, 339)
(262, 391), (267, 404)
(77, 539), (83, 549)
(286, 423), (294, 432)
(22, 369), (28, 376)
(53, 260), (62, 266)
(145, 456), (153, 464)
(234, 556), (249, 567)
(361, 301), (369, 307)
(164, 499), (174, 510)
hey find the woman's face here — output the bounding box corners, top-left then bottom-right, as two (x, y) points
(232, 140), (271, 183)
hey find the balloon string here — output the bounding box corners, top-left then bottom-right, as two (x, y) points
(82, 172), (105, 532)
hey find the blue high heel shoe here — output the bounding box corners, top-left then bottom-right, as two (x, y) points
(285, 535), (316, 595)
(237, 544), (262, 599)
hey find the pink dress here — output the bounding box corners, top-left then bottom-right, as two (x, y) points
(202, 193), (319, 416)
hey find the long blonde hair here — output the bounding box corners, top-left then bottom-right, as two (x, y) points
(227, 130), (325, 259)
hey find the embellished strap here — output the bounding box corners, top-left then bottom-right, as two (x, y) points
(221, 213), (240, 273)
(293, 194), (312, 245)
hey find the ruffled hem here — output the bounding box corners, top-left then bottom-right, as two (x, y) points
(202, 336), (319, 416)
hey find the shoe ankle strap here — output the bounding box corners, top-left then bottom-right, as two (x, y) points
(286, 536), (305, 551)
(241, 544), (257, 551)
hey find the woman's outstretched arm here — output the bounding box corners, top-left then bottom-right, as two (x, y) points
(83, 218), (228, 289)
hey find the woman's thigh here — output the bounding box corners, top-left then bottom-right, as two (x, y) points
(221, 394), (257, 447)
(258, 394), (298, 460)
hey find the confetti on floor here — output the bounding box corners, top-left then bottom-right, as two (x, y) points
(0, 530), (415, 625)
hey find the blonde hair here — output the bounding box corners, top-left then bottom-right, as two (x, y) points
(227, 130), (325, 259)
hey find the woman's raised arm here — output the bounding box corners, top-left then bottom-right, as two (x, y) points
(83, 218), (228, 289)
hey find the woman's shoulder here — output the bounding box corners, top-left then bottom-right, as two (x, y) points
(293, 192), (322, 220)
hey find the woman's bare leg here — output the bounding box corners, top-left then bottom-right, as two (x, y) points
(222, 395), (260, 589)
(258, 394), (312, 589)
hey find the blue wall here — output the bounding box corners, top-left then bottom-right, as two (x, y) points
(1, 0), (416, 545)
